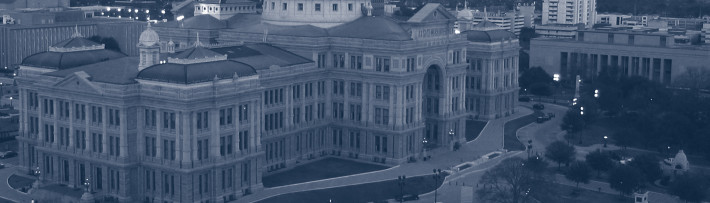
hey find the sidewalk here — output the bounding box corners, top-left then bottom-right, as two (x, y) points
(238, 107), (535, 203)
(0, 165), (33, 203)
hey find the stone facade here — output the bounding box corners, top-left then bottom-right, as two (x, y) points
(16, 3), (519, 202)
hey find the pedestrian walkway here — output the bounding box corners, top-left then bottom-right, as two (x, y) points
(0, 166), (33, 203)
(238, 107), (534, 203)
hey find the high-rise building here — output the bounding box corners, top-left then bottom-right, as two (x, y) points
(542, 0), (597, 27)
(17, 2), (519, 202)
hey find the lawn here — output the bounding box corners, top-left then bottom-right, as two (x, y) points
(258, 172), (449, 203)
(503, 110), (544, 151)
(568, 118), (617, 147)
(531, 183), (632, 203)
(262, 158), (390, 188)
(8, 174), (34, 191)
(465, 120), (488, 141)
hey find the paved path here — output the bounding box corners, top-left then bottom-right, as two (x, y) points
(0, 165), (32, 203)
(239, 107), (534, 203)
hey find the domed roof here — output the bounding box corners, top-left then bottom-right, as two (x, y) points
(139, 23), (160, 47)
(328, 17), (411, 41)
(457, 9), (473, 20)
(673, 150), (689, 168)
(464, 29), (516, 43)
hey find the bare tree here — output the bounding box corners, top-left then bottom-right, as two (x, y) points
(477, 157), (549, 203)
(674, 67), (710, 90)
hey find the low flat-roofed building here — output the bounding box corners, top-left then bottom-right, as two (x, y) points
(530, 28), (710, 86)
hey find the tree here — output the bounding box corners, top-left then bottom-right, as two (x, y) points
(673, 67), (710, 91)
(608, 165), (643, 196)
(477, 157), (549, 203)
(629, 154), (662, 183)
(585, 150), (614, 177)
(519, 67), (552, 90)
(545, 141), (576, 170)
(528, 82), (553, 101)
(561, 109), (586, 144)
(670, 173), (708, 203)
(88, 35), (122, 52)
(566, 161), (592, 188)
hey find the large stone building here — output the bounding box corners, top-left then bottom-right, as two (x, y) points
(530, 28), (710, 85)
(16, 1), (519, 202)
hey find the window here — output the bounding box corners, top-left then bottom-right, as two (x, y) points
(375, 136), (381, 152)
(219, 135), (233, 156)
(91, 106), (102, 124)
(239, 104), (248, 123)
(144, 136), (156, 157)
(452, 50), (461, 64)
(264, 112), (283, 131)
(108, 108), (120, 126)
(163, 139), (175, 160)
(348, 3), (353, 11)
(264, 88), (284, 105)
(282, 3), (287, 10)
(628, 35), (634, 45)
(333, 80), (344, 95)
(92, 133), (103, 153)
(317, 53), (326, 68)
(220, 107), (233, 126)
(298, 3), (303, 11)
(406, 57), (416, 72)
(239, 130), (249, 150)
(44, 124), (54, 143)
(607, 33), (614, 43)
(374, 107), (389, 125)
(75, 130), (86, 149)
(375, 85), (390, 101)
(144, 109), (156, 128)
(270, 2), (274, 10)
(405, 84), (415, 100)
(350, 82), (362, 97)
(292, 84), (301, 99)
(163, 112), (176, 130)
(332, 102), (343, 119)
(332, 3), (338, 11)
(375, 57), (390, 72)
(305, 82), (313, 97)
(315, 3), (321, 11)
(196, 111), (209, 130)
(660, 36), (667, 47)
(317, 81), (326, 95)
(349, 55), (362, 69)
(332, 53), (345, 68)
(452, 97), (459, 112)
(350, 104), (362, 121)
(405, 107), (414, 124)
(197, 138), (209, 160)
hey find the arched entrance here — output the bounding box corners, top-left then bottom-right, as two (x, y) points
(423, 65), (443, 147)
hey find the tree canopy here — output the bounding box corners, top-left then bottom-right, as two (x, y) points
(670, 173), (709, 203)
(519, 67), (553, 90)
(585, 150), (614, 177)
(565, 161), (592, 188)
(629, 154), (663, 183)
(608, 165), (644, 196)
(545, 141), (576, 170)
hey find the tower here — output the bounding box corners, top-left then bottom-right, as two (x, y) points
(138, 23), (160, 71)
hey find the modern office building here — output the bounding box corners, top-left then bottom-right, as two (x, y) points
(16, 2), (519, 202)
(530, 28), (710, 85)
(542, 0), (597, 27)
(454, 5), (535, 35)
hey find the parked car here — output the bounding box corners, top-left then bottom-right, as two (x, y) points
(518, 97), (531, 102)
(533, 103), (545, 110)
(536, 115), (552, 123)
(0, 151), (17, 159)
(547, 113), (555, 118)
(395, 194), (420, 202)
(0, 163), (4, 169)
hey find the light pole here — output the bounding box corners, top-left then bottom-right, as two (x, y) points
(527, 140), (533, 158)
(398, 175), (406, 202)
(448, 129), (455, 151)
(603, 136), (608, 148)
(84, 178), (90, 193)
(667, 146), (671, 158)
(433, 169), (443, 203)
(33, 167), (40, 189)
(9, 96), (12, 109)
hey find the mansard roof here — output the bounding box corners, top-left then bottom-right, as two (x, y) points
(136, 60), (256, 84)
(21, 49), (126, 70)
(44, 57), (140, 84)
(464, 29), (516, 43)
(328, 16), (412, 41)
(52, 37), (101, 49)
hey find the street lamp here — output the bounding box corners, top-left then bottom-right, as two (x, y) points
(667, 146), (671, 158)
(32, 167), (40, 190)
(84, 178), (90, 193)
(397, 175), (406, 202)
(448, 129), (455, 150)
(594, 89), (599, 98)
(433, 169), (443, 203)
(9, 96), (12, 109)
(527, 140), (533, 158)
(603, 136), (608, 148)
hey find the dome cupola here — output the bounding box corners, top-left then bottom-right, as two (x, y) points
(139, 23), (160, 47)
